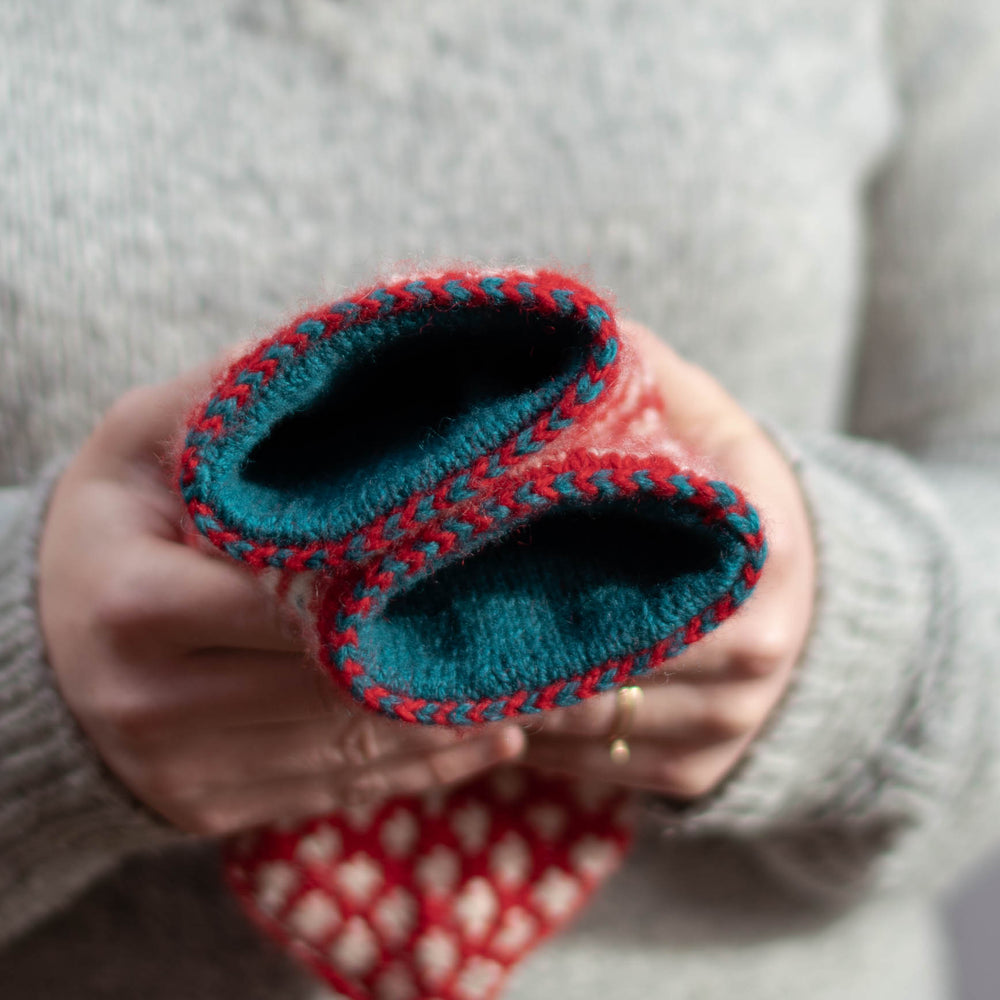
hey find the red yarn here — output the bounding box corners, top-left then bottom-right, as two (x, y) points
(178, 268), (767, 1000)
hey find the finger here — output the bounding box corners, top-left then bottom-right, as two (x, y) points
(199, 725), (526, 832)
(621, 320), (757, 456)
(108, 536), (305, 653)
(632, 333), (809, 575)
(623, 320), (802, 546)
(131, 646), (524, 742)
(90, 358), (228, 473)
(532, 677), (776, 743)
(644, 629), (744, 681)
(119, 651), (344, 732)
(524, 736), (744, 800)
(156, 714), (513, 791)
(657, 595), (803, 683)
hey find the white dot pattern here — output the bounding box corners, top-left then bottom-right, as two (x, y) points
(229, 772), (634, 1000)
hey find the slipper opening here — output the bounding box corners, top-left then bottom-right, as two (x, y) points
(357, 496), (747, 705)
(209, 304), (594, 544)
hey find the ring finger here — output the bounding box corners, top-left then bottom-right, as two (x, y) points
(533, 678), (770, 744)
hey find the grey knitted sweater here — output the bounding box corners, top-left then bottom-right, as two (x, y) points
(3, 1), (1000, 997)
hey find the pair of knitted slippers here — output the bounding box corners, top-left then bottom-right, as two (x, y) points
(178, 269), (766, 1000)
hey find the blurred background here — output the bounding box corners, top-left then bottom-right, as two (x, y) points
(946, 849), (1000, 999)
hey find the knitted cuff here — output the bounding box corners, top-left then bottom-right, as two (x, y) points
(0, 459), (182, 945)
(667, 431), (957, 891)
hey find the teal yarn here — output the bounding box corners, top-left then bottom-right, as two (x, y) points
(321, 455), (767, 725)
(203, 306), (583, 546)
(180, 271), (619, 560)
(357, 499), (746, 704)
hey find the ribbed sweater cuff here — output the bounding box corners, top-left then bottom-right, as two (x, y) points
(662, 432), (957, 863)
(0, 461), (183, 944)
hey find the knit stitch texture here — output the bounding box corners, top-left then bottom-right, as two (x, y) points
(180, 268), (766, 999)
(181, 270), (766, 722)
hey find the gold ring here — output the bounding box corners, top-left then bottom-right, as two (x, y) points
(608, 686), (643, 765)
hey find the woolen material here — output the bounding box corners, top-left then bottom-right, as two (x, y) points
(185, 269), (765, 999)
(226, 768), (636, 1000)
(177, 270), (619, 559)
(180, 269), (765, 721)
(2, 1), (1000, 998)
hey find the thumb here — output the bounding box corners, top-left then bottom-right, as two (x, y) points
(88, 342), (253, 475)
(620, 318), (758, 460)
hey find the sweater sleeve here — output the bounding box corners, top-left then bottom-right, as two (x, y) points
(0, 465), (182, 945)
(670, 0), (1000, 900)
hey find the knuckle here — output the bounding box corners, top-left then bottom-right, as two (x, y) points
(707, 422), (759, 468)
(734, 620), (794, 677)
(344, 769), (391, 804)
(181, 806), (238, 838)
(703, 689), (767, 739)
(339, 718), (384, 768)
(100, 386), (157, 434)
(91, 558), (162, 639)
(97, 685), (171, 742)
(656, 758), (724, 801)
(91, 579), (141, 635)
(136, 756), (201, 803)
(426, 748), (466, 788)
(306, 735), (347, 773)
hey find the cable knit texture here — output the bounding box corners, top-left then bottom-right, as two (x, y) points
(2, 0), (1000, 998)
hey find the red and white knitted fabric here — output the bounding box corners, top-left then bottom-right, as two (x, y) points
(227, 770), (634, 1000)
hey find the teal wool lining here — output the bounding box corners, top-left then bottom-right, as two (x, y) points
(197, 304), (590, 547)
(356, 498), (746, 703)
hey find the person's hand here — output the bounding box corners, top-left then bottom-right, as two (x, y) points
(37, 363), (525, 837)
(522, 321), (816, 801)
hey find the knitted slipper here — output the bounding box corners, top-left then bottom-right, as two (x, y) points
(178, 269), (621, 576)
(179, 268), (767, 1000)
(223, 449), (764, 1000)
(308, 320), (766, 724)
(316, 449), (764, 727)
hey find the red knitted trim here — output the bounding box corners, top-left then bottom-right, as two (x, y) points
(178, 269), (621, 575)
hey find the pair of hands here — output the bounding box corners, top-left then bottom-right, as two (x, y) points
(37, 324), (815, 836)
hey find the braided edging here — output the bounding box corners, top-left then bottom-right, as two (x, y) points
(321, 452), (768, 726)
(178, 269), (621, 574)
